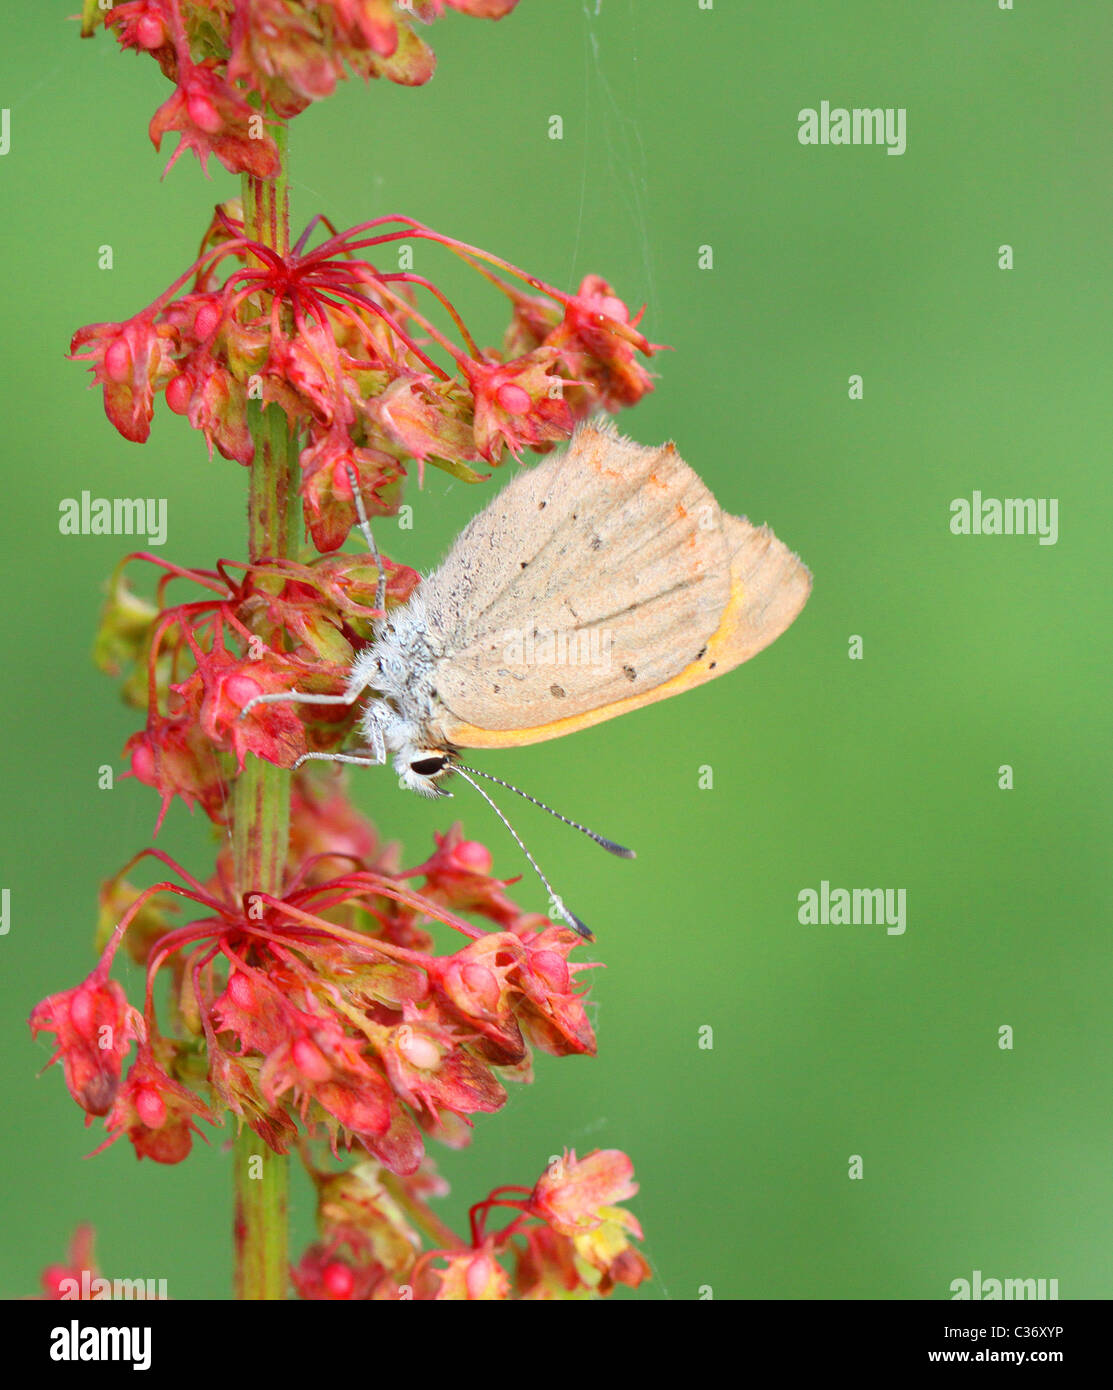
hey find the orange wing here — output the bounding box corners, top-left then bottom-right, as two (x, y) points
(441, 513), (811, 749)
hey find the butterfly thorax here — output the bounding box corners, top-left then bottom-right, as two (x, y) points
(349, 594), (456, 795)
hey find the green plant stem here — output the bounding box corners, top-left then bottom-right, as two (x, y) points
(232, 1126), (290, 1301)
(232, 118), (298, 1301)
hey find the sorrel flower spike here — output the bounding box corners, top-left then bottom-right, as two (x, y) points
(82, 0), (522, 176)
(30, 826), (597, 1173)
(50, 0), (654, 1305)
(71, 208), (662, 551)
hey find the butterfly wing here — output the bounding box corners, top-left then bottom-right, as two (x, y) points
(421, 420), (810, 748)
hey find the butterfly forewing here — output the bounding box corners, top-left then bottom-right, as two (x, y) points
(422, 422), (733, 732)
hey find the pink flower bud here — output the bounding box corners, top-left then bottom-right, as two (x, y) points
(135, 1087), (167, 1129)
(466, 1251), (497, 1299)
(187, 91), (222, 134)
(68, 985), (97, 1038)
(224, 674), (263, 710)
(227, 972), (255, 1010)
(292, 1037), (333, 1082)
(128, 739), (157, 788)
(459, 962), (499, 1010)
(165, 373), (192, 415)
(495, 383), (531, 415)
(399, 1029), (442, 1072)
(104, 338), (133, 383)
(452, 840), (493, 875)
(194, 301), (222, 340)
(135, 15), (165, 50)
(323, 1262), (356, 1299)
(30, 976), (138, 1117)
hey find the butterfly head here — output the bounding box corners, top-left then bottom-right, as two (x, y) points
(397, 748), (455, 798)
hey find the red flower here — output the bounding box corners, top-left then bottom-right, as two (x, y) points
(502, 285), (563, 357)
(531, 1148), (638, 1234)
(428, 932), (530, 1065)
(32, 766), (645, 1283)
(299, 430), (404, 554)
(88, 0), (523, 178)
(30, 975), (140, 1117)
(182, 363), (253, 465)
(529, 1149), (650, 1292)
(149, 57), (280, 177)
(209, 1049), (299, 1155)
(379, 1008), (505, 1120)
(70, 316), (176, 444)
(259, 1010), (399, 1149)
(96, 547), (420, 829)
(414, 1241), (510, 1300)
(512, 1225), (583, 1300)
(466, 348), (574, 462)
(371, 376), (480, 484)
(72, 212), (658, 547)
(174, 646), (308, 773)
(548, 274), (660, 410)
(292, 1237), (393, 1301)
(212, 966), (296, 1057)
(124, 715), (227, 832)
(38, 821), (599, 1175)
(413, 824), (530, 929)
(513, 926), (597, 1057)
(107, 1), (171, 56)
(101, 1050), (214, 1164)
(311, 1163), (425, 1278)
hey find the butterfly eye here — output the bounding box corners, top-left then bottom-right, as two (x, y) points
(410, 756), (448, 776)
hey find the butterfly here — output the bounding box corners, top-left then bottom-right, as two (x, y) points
(243, 418), (811, 935)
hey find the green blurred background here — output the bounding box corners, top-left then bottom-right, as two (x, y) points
(2, 2), (1110, 1300)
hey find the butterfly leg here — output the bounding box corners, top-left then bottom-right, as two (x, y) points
(290, 705), (387, 771)
(238, 688), (364, 721)
(292, 749), (384, 770)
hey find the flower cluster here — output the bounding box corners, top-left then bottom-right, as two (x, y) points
(31, 794), (597, 1176)
(33, 776), (651, 1297)
(39, 1144), (649, 1301)
(81, 0), (521, 176)
(96, 546), (417, 829)
(72, 207), (660, 551)
(293, 1148), (649, 1299)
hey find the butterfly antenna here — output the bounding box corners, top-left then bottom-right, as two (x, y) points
(344, 462), (387, 616)
(457, 763), (635, 859)
(451, 766), (595, 941)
